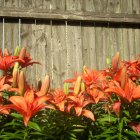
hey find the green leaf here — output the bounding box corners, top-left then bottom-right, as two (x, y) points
(118, 119), (123, 132)
(28, 121), (41, 132)
(11, 113), (22, 119)
(71, 129), (84, 132)
(98, 115), (117, 123)
(123, 110), (130, 117)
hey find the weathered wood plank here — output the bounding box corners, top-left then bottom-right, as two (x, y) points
(95, 26), (103, 70)
(82, 23), (97, 69)
(102, 27), (107, 69)
(82, 1), (96, 69)
(20, 0), (33, 8)
(3, 21), (19, 53)
(51, 22), (66, 87)
(42, 0), (51, 9)
(0, 8), (140, 23)
(93, 0), (101, 12)
(30, 22), (52, 86)
(21, 22), (33, 84)
(82, 0), (95, 12)
(108, 0), (121, 13)
(132, 0), (140, 14)
(120, 0), (128, 14)
(134, 28), (140, 58)
(128, 28), (135, 60)
(127, 0), (133, 14)
(66, 0), (82, 11)
(0, 19), (2, 51)
(35, 0), (43, 9)
(51, 0), (65, 10)
(117, 27), (124, 60)
(66, 0), (83, 77)
(122, 28), (130, 61)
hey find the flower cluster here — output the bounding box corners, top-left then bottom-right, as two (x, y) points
(0, 47), (140, 137)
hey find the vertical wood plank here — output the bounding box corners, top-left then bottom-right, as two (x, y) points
(82, 24), (97, 69)
(35, 0), (43, 8)
(82, 0), (95, 12)
(20, 0), (33, 8)
(102, 26), (107, 69)
(128, 28), (135, 60)
(4, 21), (19, 54)
(127, 0), (133, 14)
(66, 0), (82, 11)
(11, 0), (19, 7)
(134, 27), (140, 58)
(0, 0), (3, 6)
(51, 22), (66, 87)
(50, 0), (67, 87)
(30, 22), (51, 86)
(66, 0), (83, 77)
(122, 28), (130, 61)
(0, 20), (2, 51)
(101, 0), (108, 13)
(108, 0), (121, 13)
(120, 0), (128, 14)
(132, 0), (140, 14)
(93, 0), (101, 12)
(95, 26), (103, 70)
(82, 1), (96, 69)
(51, 0), (65, 10)
(42, 0), (51, 9)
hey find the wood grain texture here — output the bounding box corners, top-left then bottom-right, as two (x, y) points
(52, 22), (66, 87)
(0, 0), (139, 86)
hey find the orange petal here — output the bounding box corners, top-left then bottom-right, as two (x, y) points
(32, 95), (50, 109)
(112, 52), (120, 73)
(9, 96), (27, 112)
(24, 89), (34, 104)
(82, 109), (95, 121)
(39, 75), (50, 96)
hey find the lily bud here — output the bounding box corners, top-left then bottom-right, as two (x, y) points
(112, 52), (120, 73)
(83, 66), (90, 76)
(81, 82), (85, 92)
(18, 71), (25, 95)
(12, 62), (19, 87)
(19, 47), (26, 60)
(14, 46), (21, 56)
(74, 76), (82, 95)
(4, 48), (9, 56)
(40, 75), (50, 96)
(121, 66), (127, 90)
(64, 83), (69, 95)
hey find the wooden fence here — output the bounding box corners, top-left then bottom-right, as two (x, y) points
(0, 0), (140, 87)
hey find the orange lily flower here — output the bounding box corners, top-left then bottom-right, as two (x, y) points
(0, 89), (50, 126)
(88, 88), (105, 104)
(82, 66), (106, 87)
(49, 90), (66, 112)
(124, 60), (140, 81)
(67, 93), (95, 121)
(0, 49), (23, 71)
(18, 47), (40, 68)
(105, 79), (140, 103)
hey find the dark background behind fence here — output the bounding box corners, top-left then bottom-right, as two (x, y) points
(0, 0), (140, 87)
